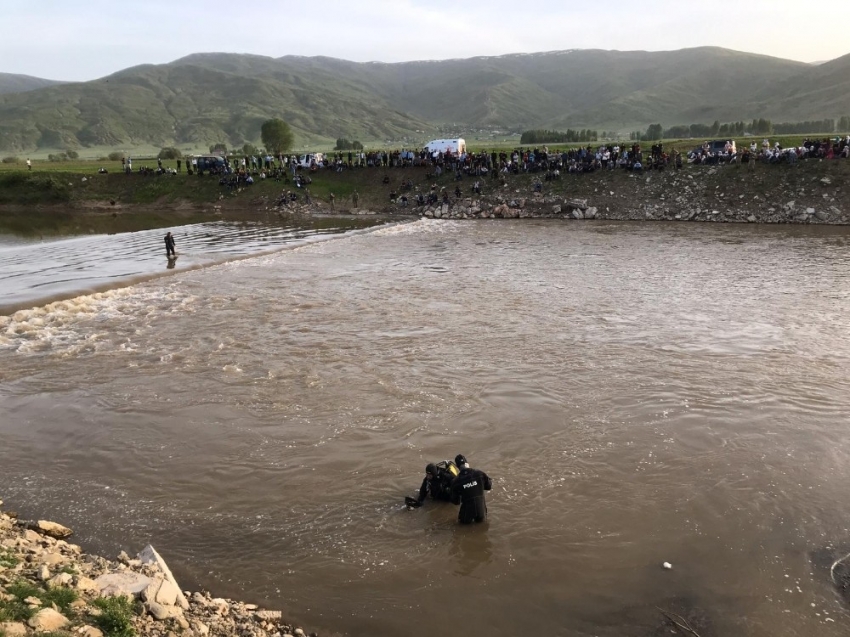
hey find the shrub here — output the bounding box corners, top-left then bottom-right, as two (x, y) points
(0, 547), (18, 567)
(41, 585), (78, 612)
(47, 153), (68, 162)
(157, 147), (182, 160)
(65, 150), (79, 160)
(0, 580), (40, 622)
(1, 156), (20, 164)
(92, 596), (136, 637)
(108, 151), (124, 161)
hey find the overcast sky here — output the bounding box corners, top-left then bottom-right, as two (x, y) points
(4, 0), (849, 82)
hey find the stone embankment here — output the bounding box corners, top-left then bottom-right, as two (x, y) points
(0, 501), (315, 637)
(411, 166), (848, 224)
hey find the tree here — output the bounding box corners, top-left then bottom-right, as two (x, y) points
(209, 143), (227, 155)
(261, 119), (294, 155)
(158, 147), (182, 159)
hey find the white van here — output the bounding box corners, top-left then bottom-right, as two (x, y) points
(292, 153), (324, 168)
(424, 138), (466, 156)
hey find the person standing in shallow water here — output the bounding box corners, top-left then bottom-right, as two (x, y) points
(451, 454), (492, 524)
(164, 232), (176, 259)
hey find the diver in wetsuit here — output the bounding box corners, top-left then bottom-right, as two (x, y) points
(164, 232), (176, 259)
(450, 454), (492, 524)
(417, 463), (455, 505)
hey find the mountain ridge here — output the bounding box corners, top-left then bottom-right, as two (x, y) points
(0, 47), (847, 153)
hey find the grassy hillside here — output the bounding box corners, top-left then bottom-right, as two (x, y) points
(0, 72), (64, 95)
(0, 47), (847, 154)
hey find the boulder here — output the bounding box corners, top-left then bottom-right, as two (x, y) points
(137, 545), (188, 609)
(0, 622), (28, 637)
(565, 199), (588, 211)
(78, 627), (104, 637)
(815, 210), (829, 221)
(95, 572), (153, 598)
(147, 600), (181, 621)
(142, 577), (180, 607)
(570, 209), (584, 220)
(27, 608), (69, 632)
(584, 207), (598, 220)
(32, 521), (73, 539)
(552, 205), (562, 214)
(38, 565), (51, 581)
(48, 572), (73, 587)
(74, 575), (100, 593)
(747, 215), (757, 223)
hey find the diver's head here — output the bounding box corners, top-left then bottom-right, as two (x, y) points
(454, 454), (468, 469)
(425, 463), (438, 478)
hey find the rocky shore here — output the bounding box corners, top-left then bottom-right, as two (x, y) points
(0, 501), (316, 637)
(411, 164), (848, 223)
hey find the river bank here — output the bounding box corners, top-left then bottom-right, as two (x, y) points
(0, 501), (318, 637)
(0, 159), (847, 236)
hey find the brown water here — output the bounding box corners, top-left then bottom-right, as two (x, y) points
(2, 219), (850, 636)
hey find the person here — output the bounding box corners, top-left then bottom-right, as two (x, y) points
(164, 231), (176, 259)
(26, 158), (31, 170)
(417, 462), (456, 505)
(450, 454), (492, 524)
(352, 190), (360, 208)
(329, 192), (335, 211)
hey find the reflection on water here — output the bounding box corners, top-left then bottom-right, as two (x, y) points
(0, 216), (387, 313)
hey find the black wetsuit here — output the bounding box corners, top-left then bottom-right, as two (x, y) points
(451, 467), (492, 524)
(418, 467), (455, 504)
(165, 234), (176, 258)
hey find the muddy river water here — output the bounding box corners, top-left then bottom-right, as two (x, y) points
(2, 218), (850, 636)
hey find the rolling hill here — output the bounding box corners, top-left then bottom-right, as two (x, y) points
(0, 47), (847, 153)
(0, 72), (64, 96)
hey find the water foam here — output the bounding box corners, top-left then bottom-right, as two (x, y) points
(0, 284), (197, 355)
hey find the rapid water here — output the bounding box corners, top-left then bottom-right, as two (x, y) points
(2, 219), (850, 637)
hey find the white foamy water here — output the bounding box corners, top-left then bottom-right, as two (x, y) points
(3, 219), (850, 637)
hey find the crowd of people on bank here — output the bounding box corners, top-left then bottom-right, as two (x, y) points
(104, 133), (850, 207)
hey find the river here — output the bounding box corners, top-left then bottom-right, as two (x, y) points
(2, 219), (850, 636)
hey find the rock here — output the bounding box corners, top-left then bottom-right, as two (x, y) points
(806, 207), (816, 214)
(256, 610), (283, 620)
(191, 620), (210, 636)
(147, 600), (181, 621)
(142, 577), (181, 607)
(75, 575), (99, 593)
(27, 608), (69, 632)
(552, 205), (561, 214)
(24, 596), (42, 606)
(137, 545), (188, 610)
(24, 529), (42, 543)
(565, 199), (588, 211)
(747, 215), (757, 223)
(584, 207), (598, 220)
(32, 520), (73, 539)
(95, 572), (153, 598)
(815, 210), (829, 221)
(210, 598), (230, 615)
(0, 622), (28, 637)
(570, 209), (584, 220)
(38, 564), (51, 581)
(48, 572), (73, 587)
(294, 629), (306, 637)
(78, 626), (104, 637)
(40, 552), (66, 566)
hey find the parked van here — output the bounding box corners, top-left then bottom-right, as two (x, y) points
(293, 153), (324, 169)
(424, 138), (466, 156)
